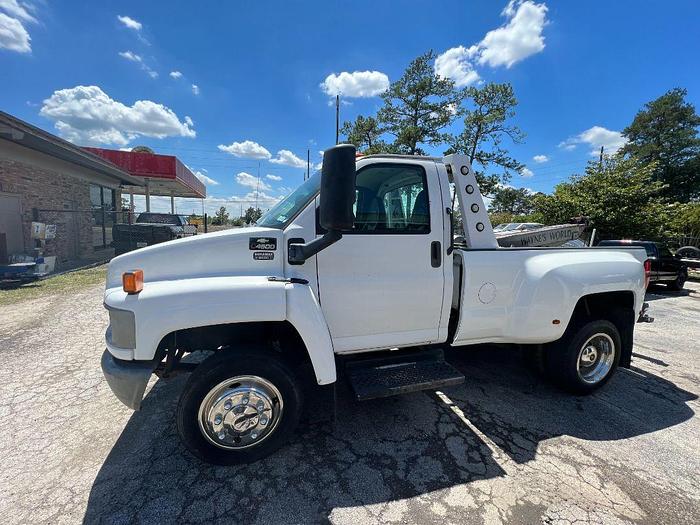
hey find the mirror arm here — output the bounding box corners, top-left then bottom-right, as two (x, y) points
(288, 229), (343, 264)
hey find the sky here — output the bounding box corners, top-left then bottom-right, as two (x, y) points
(2, 0), (699, 215)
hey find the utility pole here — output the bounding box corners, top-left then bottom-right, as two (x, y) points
(335, 94), (340, 145)
(255, 161), (260, 211)
(599, 146), (604, 169)
(306, 149), (310, 180)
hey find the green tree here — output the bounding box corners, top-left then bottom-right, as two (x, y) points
(341, 115), (388, 154)
(489, 186), (538, 215)
(244, 206), (263, 224)
(446, 82), (525, 196)
(212, 206), (229, 225)
(535, 157), (668, 239)
(378, 51), (462, 155)
(621, 88), (700, 202)
(668, 202), (700, 237)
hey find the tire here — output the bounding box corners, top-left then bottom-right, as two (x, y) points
(545, 319), (621, 395)
(177, 348), (303, 465)
(676, 246), (700, 260)
(667, 271), (687, 291)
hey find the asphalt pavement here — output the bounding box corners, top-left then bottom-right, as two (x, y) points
(0, 280), (698, 524)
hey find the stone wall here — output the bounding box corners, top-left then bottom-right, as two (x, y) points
(0, 157), (120, 268)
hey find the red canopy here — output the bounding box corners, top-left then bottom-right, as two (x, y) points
(83, 148), (206, 198)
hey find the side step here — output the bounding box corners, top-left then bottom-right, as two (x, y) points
(345, 348), (465, 401)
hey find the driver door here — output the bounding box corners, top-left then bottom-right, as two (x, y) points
(316, 160), (446, 353)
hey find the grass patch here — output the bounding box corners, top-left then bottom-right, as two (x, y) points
(0, 264), (107, 306)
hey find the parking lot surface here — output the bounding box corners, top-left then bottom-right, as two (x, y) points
(0, 278), (698, 524)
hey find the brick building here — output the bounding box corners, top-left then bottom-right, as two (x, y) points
(0, 111), (142, 270)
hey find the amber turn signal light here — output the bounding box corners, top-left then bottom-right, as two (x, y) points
(123, 270), (144, 294)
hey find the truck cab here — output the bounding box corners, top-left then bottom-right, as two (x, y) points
(102, 145), (651, 464)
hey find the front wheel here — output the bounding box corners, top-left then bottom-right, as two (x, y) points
(177, 349), (303, 465)
(545, 320), (621, 394)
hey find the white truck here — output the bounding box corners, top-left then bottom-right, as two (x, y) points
(102, 145), (653, 464)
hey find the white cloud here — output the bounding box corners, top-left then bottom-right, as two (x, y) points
(533, 154), (549, 163)
(320, 71), (389, 97)
(270, 149), (306, 169)
(137, 190), (283, 216)
(229, 191), (281, 211)
(191, 84), (200, 95)
(40, 85), (196, 146)
(117, 15), (142, 31)
(119, 50), (141, 62)
(557, 141), (576, 151)
(560, 126), (627, 156)
(1, 1), (35, 22)
(170, 70), (182, 79)
(266, 174), (282, 181)
(520, 167), (534, 178)
(118, 50), (158, 78)
(435, 1), (547, 85)
(194, 171), (219, 186)
(477, 1), (548, 68)
(236, 172), (271, 191)
(434, 46), (480, 87)
(0, 12), (29, 52)
(218, 140), (271, 159)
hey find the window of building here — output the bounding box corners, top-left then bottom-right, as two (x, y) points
(90, 184), (117, 249)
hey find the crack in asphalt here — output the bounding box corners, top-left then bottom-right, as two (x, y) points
(0, 282), (699, 524)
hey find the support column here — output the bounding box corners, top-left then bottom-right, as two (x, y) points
(145, 179), (151, 212)
(129, 191), (134, 224)
(170, 192), (175, 214)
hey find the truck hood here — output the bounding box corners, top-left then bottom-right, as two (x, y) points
(106, 226), (283, 290)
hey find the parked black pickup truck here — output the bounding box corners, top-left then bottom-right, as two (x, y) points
(112, 213), (197, 256)
(599, 240), (688, 290)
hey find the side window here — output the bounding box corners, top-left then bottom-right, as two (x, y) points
(352, 164), (430, 234)
(659, 245), (673, 258)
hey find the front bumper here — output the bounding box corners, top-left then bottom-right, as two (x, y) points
(101, 349), (159, 410)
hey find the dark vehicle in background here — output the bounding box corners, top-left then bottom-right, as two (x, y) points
(112, 213), (197, 256)
(599, 240), (688, 290)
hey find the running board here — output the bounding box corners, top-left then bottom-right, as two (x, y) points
(345, 348), (465, 401)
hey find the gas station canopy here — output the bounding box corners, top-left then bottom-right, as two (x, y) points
(83, 147), (206, 199)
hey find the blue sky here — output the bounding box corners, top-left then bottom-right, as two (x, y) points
(2, 0), (699, 214)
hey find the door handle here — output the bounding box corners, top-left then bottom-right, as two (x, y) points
(431, 241), (441, 268)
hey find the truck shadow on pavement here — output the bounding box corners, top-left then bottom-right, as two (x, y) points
(84, 346), (696, 524)
(644, 286), (695, 301)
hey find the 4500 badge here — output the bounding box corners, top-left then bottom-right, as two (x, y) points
(250, 237), (276, 261)
(249, 237), (277, 251)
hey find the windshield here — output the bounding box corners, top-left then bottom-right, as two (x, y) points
(257, 173), (321, 229)
(500, 223), (520, 231)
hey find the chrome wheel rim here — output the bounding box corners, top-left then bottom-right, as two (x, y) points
(576, 333), (615, 384)
(198, 375), (283, 450)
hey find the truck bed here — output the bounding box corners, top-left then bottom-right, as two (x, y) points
(450, 246), (647, 347)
